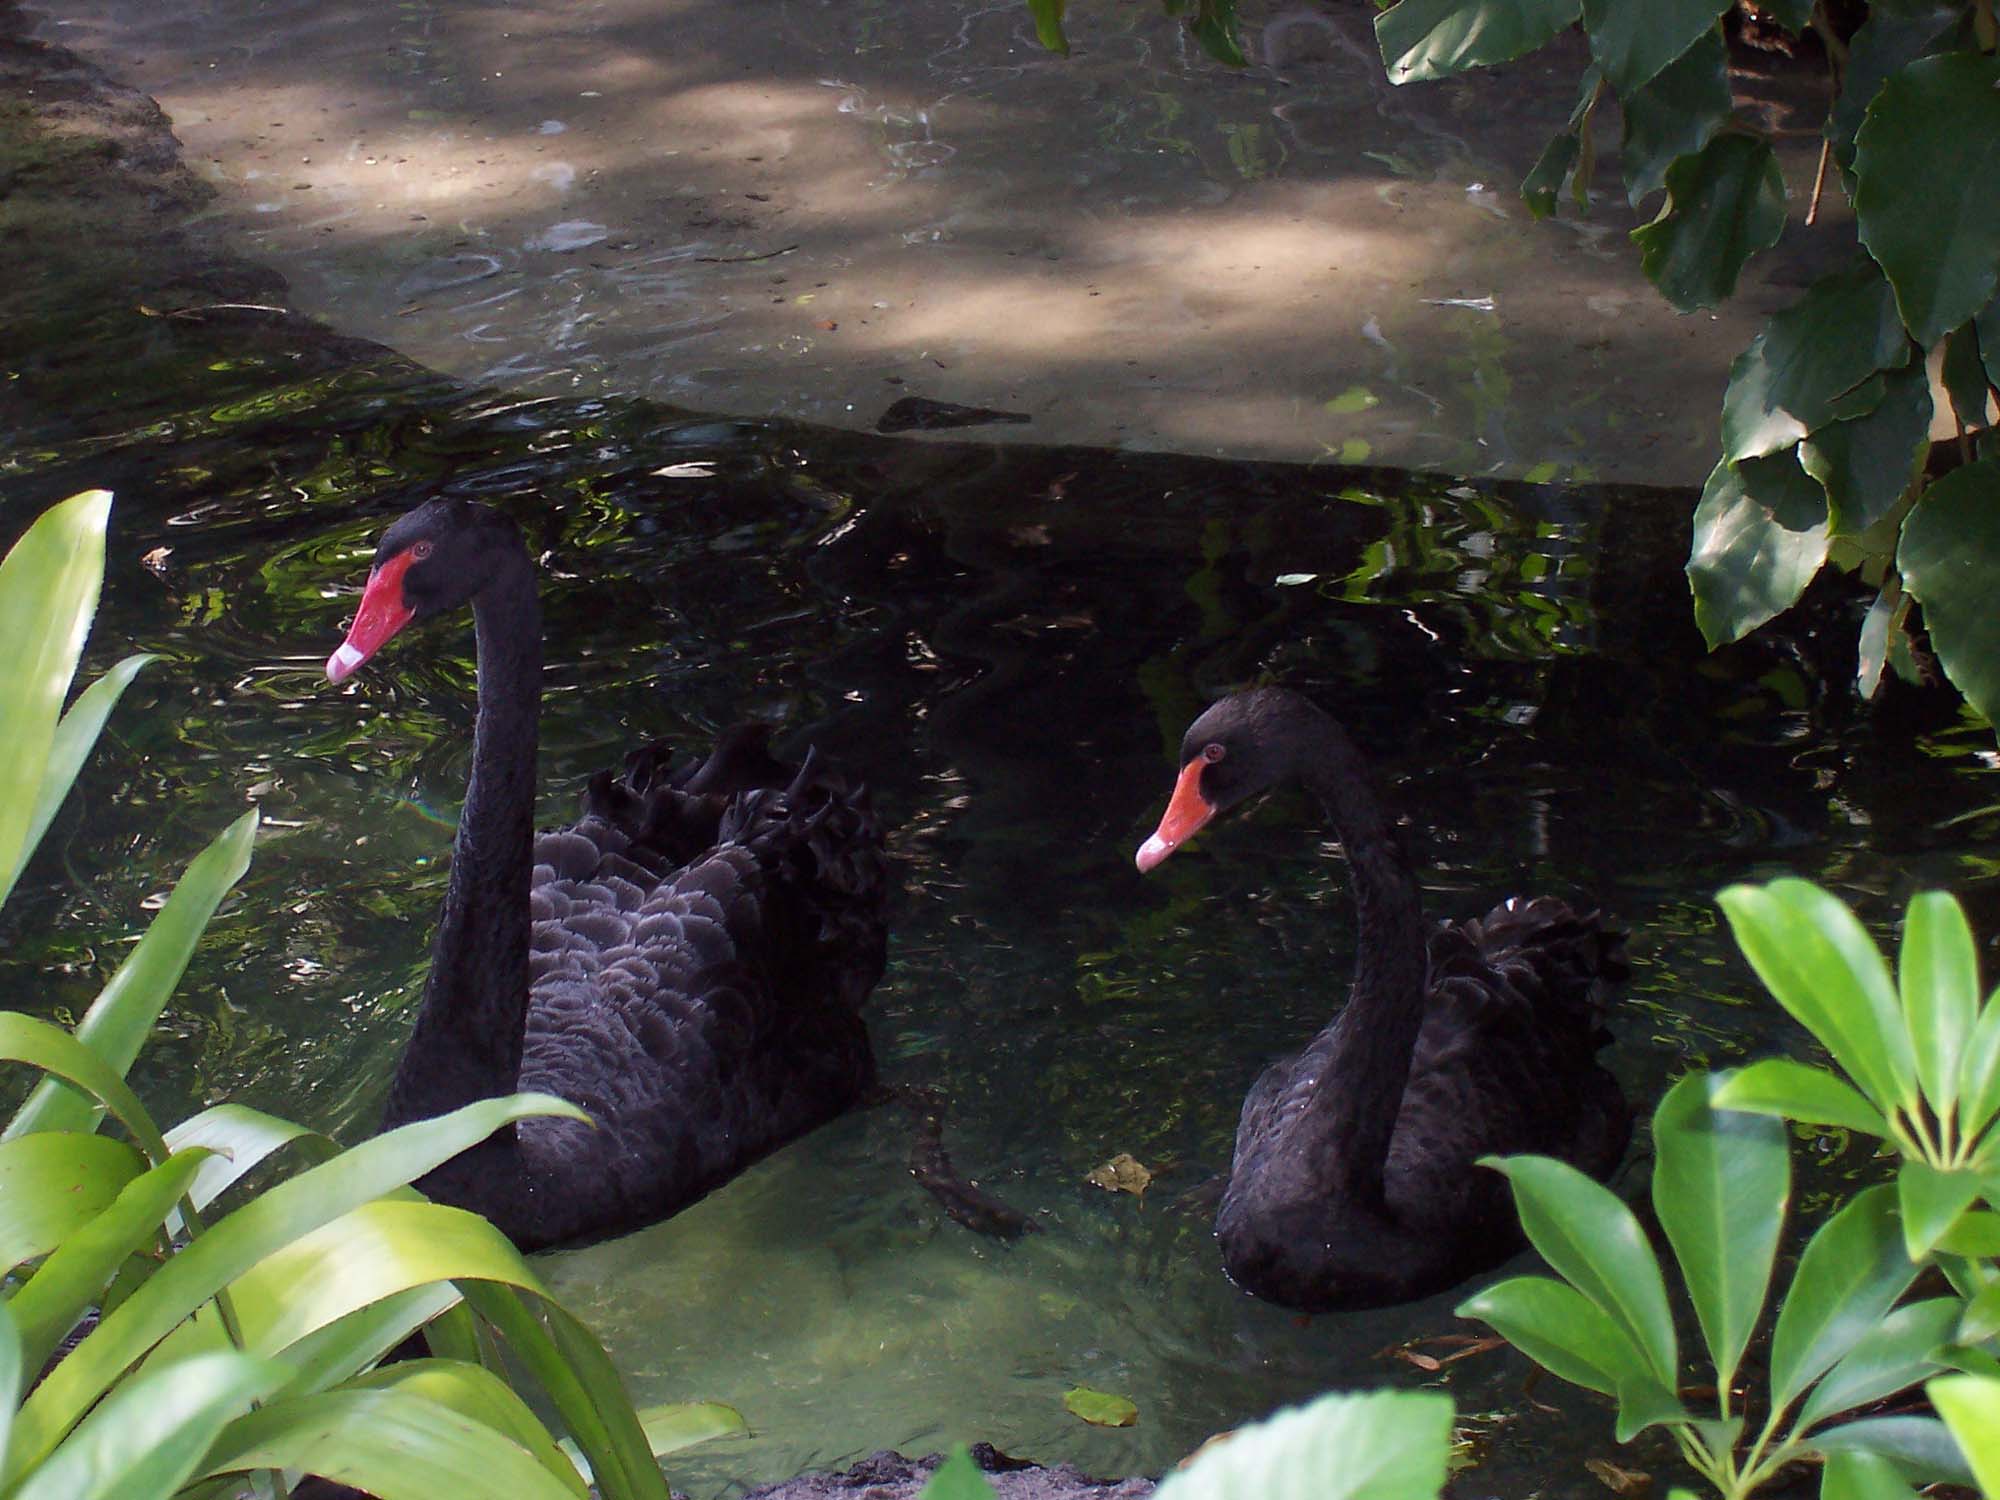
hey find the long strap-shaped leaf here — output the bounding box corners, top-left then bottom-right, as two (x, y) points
(8, 1350), (286, 1500)
(463, 1283), (671, 1500)
(19, 653), (156, 890)
(7, 810), (258, 1141)
(0, 490), (110, 912)
(0, 1015), (166, 1159)
(6, 1147), (211, 1375)
(195, 1385), (583, 1500)
(5, 1092), (583, 1481)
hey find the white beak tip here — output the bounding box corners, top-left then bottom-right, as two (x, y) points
(326, 642), (367, 683)
(1135, 835), (1174, 874)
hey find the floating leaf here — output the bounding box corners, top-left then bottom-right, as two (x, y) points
(1063, 1386), (1138, 1427)
(1085, 1153), (1153, 1196)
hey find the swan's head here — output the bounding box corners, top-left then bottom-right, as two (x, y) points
(1135, 688), (1325, 873)
(326, 498), (526, 683)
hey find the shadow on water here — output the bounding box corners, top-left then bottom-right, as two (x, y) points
(7, 26), (2000, 1500)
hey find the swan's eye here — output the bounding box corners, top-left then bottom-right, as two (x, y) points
(410, 541), (434, 562)
(1201, 742), (1226, 765)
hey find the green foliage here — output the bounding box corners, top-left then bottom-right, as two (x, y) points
(1, 493), (730, 1498)
(920, 1390), (1456, 1500)
(1025, 0), (2000, 729)
(1463, 880), (2000, 1499)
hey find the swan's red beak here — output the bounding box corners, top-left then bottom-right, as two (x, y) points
(327, 549), (419, 684)
(1136, 758), (1214, 873)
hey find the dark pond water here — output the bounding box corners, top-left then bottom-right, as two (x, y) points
(6, 303), (2000, 1497)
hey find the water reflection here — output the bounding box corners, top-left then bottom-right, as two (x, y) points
(4, 354), (1995, 1494)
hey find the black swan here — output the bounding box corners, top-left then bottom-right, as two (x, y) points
(1135, 687), (1628, 1311)
(324, 497), (889, 1250)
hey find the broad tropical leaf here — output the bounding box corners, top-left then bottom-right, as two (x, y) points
(1769, 1186), (1923, 1413)
(1899, 461), (2000, 728)
(1376, 0), (1579, 85)
(1150, 1388), (1453, 1500)
(1630, 133), (1784, 313)
(1650, 1072), (1786, 1393)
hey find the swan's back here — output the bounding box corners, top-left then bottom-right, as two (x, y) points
(1387, 896), (1628, 1229)
(479, 732), (888, 1248)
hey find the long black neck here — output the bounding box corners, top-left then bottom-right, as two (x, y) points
(1292, 717), (1429, 1207)
(385, 551), (542, 1124)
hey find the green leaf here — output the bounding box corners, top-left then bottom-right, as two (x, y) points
(1150, 1388), (1453, 1500)
(196, 1387), (586, 1500)
(0, 1132), (145, 1270)
(1941, 323), (1990, 433)
(1855, 577), (1904, 701)
(1795, 1297), (1961, 1434)
(1798, 358), (1931, 536)
(633, 1402), (748, 1460)
(345, 1359), (586, 1496)
(0, 1014), (165, 1160)
(1522, 130), (1582, 220)
(1855, 54), (2000, 347)
(1895, 892), (1981, 1125)
(223, 1199), (552, 1357)
(1651, 1072), (1788, 1394)
(0, 1301), (20, 1476)
(1935, 1210), (2000, 1258)
(916, 1446), (999, 1500)
(1026, 0), (1067, 54)
(459, 1283), (670, 1500)
(1720, 259), (1911, 463)
(1458, 1275), (1656, 1399)
(1811, 1415), (1974, 1487)
(1376, 0), (1579, 85)
(1979, 294), (2000, 395)
(1769, 1185), (1924, 1415)
(1687, 451), (1830, 648)
(1899, 461), (2000, 727)
(1928, 1374), (2000, 1492)
(1959, 1281), (2000, 1345)
(1620, 27), (1730, 205)
(1714, 881), (1916, 1116)
(6, 1147), (210, 1375)
(1711, 1058), (1891, 1138)
(1063, 1386), (1138, 1427)
(6, 1093), (585, 1483)
(162, 1102), (337, 1215)
(11, 1351), (287, 1500)
(8, 811), (258, 1140)
(1630, 133), (1785, 313)
(0, 489), (111, 910)
(1188, 0), (1248, 67)
(1483, 1155), (1677, 1385)
(274, 1284), (464, 1398)
(1822, 1450), (1923, 1500)
(1958, 986), (2000, 1139)
(21, 653), (156, 894)
(1581, 0), (1729, 95)
(1829, 5), (1965, 171)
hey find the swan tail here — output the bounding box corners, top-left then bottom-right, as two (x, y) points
(1430, 897), (1626, 1049)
